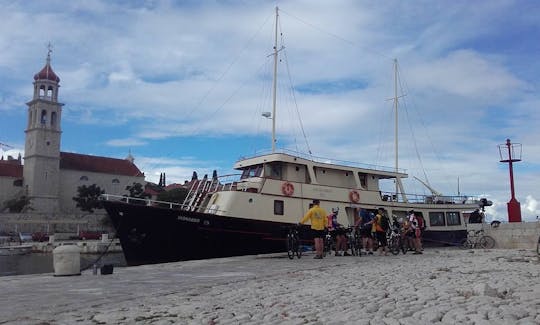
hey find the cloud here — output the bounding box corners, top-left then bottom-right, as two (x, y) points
(105, 138), (147, 147)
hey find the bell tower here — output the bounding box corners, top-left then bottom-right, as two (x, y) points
(23, 45), (64, 214)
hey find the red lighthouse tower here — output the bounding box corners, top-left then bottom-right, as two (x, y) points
(498, 139), (522, 223)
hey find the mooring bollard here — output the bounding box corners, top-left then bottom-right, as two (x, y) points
(53, 245), (81, 276)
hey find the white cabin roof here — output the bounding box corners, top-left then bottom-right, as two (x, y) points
(234, 151), (408, 179)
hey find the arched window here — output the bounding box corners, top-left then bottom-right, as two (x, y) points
(51, 112), (57, 127)
(112, 179), (120, 184)
(39, 85), (46, 97)
(47, 86), (53, 98)
(40, 110), (47, 124)
(79, 175), (89, 181)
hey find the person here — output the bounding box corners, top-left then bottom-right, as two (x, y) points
(327, 208), (349, 256)
(373, 208), (388, 255)
(408, 210), (423, 254)
(354, 208), (374, 254)
(300, 199), (328, 259)
(469, 209), (482, 224)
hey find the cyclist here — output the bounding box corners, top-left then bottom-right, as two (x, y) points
(327, 208), (350, 256)
(373, 208), (388, 255)
(355, 208), (375, 255)
(300, 199), (327, 259)
(408, 210), (423, 254)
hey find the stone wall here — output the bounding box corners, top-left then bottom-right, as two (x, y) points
(0, 212), (112, 234)
(467, 221), (540, 250)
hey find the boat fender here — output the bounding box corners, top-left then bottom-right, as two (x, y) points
(349, 190), (360, 203)
(282, 182), (294, 196)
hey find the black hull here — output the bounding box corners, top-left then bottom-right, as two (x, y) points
(102, 201), (312, 266)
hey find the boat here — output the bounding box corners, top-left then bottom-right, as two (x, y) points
(0, 244), (33, 256)
(102, 7), (489, 266)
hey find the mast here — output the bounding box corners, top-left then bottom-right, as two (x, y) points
(393, 58), (399, 197)
(271, 6), (279, 152)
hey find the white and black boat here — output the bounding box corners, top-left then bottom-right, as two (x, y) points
(102, 7), (489, 266)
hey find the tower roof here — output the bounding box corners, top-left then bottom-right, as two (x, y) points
(33, 46), (60, 83)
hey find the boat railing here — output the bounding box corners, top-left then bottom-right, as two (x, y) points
(101, 194), (189, 210)
(380, 191), (480, 205)
(238, 148), (405, 174)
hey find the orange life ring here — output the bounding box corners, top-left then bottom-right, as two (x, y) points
(349, 190), (360, 203)
(282, 182), (294, 196)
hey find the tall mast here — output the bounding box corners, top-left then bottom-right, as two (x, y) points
(271, 6), (279, 152)
(393, 58), (399, 197)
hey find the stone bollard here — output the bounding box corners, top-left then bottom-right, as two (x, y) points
(48, 235), (55, 244)
(101, 233), (109, 243)
(53, 245), (81, 276)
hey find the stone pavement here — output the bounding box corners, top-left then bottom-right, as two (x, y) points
(1, 248), (539, 324)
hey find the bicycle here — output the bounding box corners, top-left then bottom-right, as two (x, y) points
(460, 229), (495, 249)
(323, 229), (334, 257)
(286, 225), (302, 259)
(388, 227), (406, 255)
(346, 226), (362, 256)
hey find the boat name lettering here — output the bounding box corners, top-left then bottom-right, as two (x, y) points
(177, 215), (200, 223)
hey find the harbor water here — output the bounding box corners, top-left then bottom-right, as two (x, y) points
(0, 252), (127, 276)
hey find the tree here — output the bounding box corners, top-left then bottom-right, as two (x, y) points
(157, 187), (189, 204)
(72, 184), (104, 213)
(3, 196), (29, 213)
(125, 182), (150, 199)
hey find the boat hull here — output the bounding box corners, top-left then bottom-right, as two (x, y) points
(103, 201), (308, 266)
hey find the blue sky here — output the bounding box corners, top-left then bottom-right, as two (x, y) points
(1, 0), (539, 221)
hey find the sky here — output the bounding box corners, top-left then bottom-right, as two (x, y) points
(0, 0), (539, 221)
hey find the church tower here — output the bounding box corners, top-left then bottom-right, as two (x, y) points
(23, 47), (63, 214)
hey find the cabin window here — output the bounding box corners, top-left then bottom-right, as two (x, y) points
(13, 179), (23, 187)
(265, 163), (282, 180)
(429, 212), (445, 226)
(274, 200), (284, 215)
(240, 164), (263, 179)
(446, 212), (461, 226)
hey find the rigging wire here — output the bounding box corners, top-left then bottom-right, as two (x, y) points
(279, 9), (393, 62)
(278, 20), (313, 156)
(182, 11), (274, 121)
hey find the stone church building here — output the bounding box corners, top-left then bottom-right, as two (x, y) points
(0, 51), (145, 231)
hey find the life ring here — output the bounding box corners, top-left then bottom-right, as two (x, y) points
(282, 182), (294, 196)
(349, 190), (360, 203)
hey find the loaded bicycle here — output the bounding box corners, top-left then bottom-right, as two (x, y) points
(286, 225), (302, 259)
(460, 229), (495, 249)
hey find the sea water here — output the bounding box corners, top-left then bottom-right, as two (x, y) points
(0, 252), (127, 276)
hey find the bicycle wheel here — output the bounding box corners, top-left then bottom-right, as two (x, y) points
(479, 235), (495, 249)
(295, 237), (302, 258)
(459, 238), (472, 249)
(286, 235), (295, 259)
(389, 237), (400, 255)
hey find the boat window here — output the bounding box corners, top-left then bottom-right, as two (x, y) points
(274, 200), (284, 215)
(446, 212), (461, 226)
(240, 164), (263, 179)
(265, 163), (282, 180)
(429, 212), (445, 226)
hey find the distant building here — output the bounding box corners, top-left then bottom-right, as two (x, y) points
(0, 50), (145, 215)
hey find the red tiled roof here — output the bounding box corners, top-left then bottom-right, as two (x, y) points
(0, 161), (23, 178)
(34, 62), (60, 83)
(60, 152), (144, 177)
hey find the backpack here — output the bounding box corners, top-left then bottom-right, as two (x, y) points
(380, 215), (390, 231)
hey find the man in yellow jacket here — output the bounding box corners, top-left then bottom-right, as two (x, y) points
(300, 199), (327, 259)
